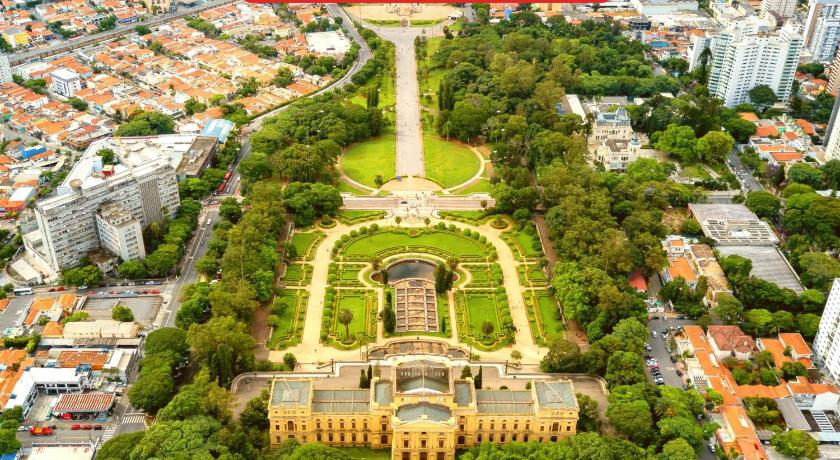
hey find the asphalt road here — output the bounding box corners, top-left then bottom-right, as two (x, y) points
(162, 206), (220, 328)
(366, 25), (430, 178)
(10, 0), (235, 65)
(728, 149), (763, 192)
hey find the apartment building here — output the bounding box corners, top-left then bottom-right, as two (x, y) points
(51, 68), (82, 99)
(23, 151), (178, 276)
(0, 55), (11, 85)
(95, 202), (146, 262)
(707, 18), (803, 107)
(814, 279), (840, 380)
(269, 358), (578, 460)
(804, 0), (840, 62)
(761, 0), (797, 19)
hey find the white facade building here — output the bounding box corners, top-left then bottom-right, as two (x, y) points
(50, 68), (82, 98)
(708, 18), (803, 107)
(0, 54), (11, 85)
(23, 151), (179, 275)
(631, 0), (698, 15)
(761, 0), (797, 19)
(95, 203), (146, 262)
(814, 279), (840, 380)
(804, 0), (840, 62)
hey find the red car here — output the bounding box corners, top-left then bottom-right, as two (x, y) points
(81, 424), (93, 430)
(56, 286), (65, 291)
(93, 425), (102, 430)
(151, 289), (160, 294)
(70, 424), (81, 430)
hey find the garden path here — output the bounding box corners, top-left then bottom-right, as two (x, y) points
(271, 216), (543, 365)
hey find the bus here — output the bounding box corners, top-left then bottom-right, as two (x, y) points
(216, 171), (233, 194)
(13, 287), (33, 296)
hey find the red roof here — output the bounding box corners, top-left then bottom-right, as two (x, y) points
(629, 271), (647, 292)
(54, 393), (114, 413)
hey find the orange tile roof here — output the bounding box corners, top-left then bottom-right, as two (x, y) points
(755, 125), (780, 137)
(770, 152), (803, 162)
(788, 381), (838, 395)
(0, 299), (10, 311)
(720, 405), (768, 460)
(798, 357), (813, 368)
(779, 333), (811, 356)
(56, 294), (77, 312)
(795, 119), (816, 136)
(734, 383), (790, 399)
(57, 350), (108, 370)
(666, 256), (697, 283)
(782, 131), (799, 141)
(41, 321), (63, 338)
(760, 338), (792, 367)
(709, 325), (757, 354)
(24, 297), (55, 326)
(739, 112), (760, 122)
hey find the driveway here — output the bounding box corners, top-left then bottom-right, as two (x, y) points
(364, 23), (445, 178)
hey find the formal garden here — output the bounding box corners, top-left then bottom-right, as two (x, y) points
(321, 288), (378, 349)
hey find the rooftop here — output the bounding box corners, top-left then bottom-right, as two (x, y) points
(269, 379), (310, 408)
(54, 392), (114, 413)
(688, 204), (778, 246)
(716, 246), (804, 293)
(475, 389), (534, 414)
(396, 402), (451, 423)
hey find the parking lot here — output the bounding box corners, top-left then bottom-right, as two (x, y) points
(645, 316), (697, 389)
(82, 296), (162, 327)
(0, 296), (32, 332)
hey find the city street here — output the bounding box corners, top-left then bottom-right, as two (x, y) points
(645, 316), (694, 389)
(728, 149), (763, 192)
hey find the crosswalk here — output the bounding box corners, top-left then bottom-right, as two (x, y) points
(100, 426), (117, 443)
(121, 413), (146, 425)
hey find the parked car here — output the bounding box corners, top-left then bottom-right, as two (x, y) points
(56, 286), (65, 291)
(81, 424), (93, 430)
(71, 424), (81, 430)
(93, 425), (102, 430)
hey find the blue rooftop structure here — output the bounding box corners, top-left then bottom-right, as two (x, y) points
(200, 119), (235, 144)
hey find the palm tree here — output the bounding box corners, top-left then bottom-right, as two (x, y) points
(481, 321), (495, 338)
(370, 255), (382, 272)
(338, 308), (354, 342)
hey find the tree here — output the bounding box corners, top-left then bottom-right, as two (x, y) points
(658, 416), (709, 452)
(97, 431), (145, 459)
(474, 365), (483, 389)
(219, 197), (242, 223)
(61, 311), (89, 325)
(115, 111), (175, 137)
(510, 350), (522, 365)
(787, 163), (826, 189)
(112, 305), (134, 322)
(481, 320), (495, 338)
(156, 370), (230, 422)
(184, 98), (207, 116)
(61, 264), (102, 286)
(145, 327), (188, 357)
(658, 438), (697, 460)
(745, 191), (782, 219)
(187, 316), (255, 386)
(796, 313), (821, 339)
(338, 308), (353, 341)
(67, 97), (88, 111)
(283, 352), (297, 370)
(749, 85), (777, 110)
(694, 131), (734, 164)
(771, 429), (820, 460)
(239, 390), (269, 430)
(383, 303), (396, 334)
(118, 259), (147, 279)
(798, 252), (840, 291)
(605, 351), (646, 387)
(713, 293), (743, 324)
(540, 336), (581, 373)
(273, 67), (294, 87)
(654, 124), (697, 162)
(606, 399), (653, 444)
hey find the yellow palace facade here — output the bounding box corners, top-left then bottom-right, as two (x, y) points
(268, 358), (579, 460)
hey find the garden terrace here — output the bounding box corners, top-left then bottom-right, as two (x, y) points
(335, 210), (387, 225)
(322, 288), (377, 349)
(269, 289), (308, 349)
(454, 288), (513, 351)
(336, 227), (494, 263)
(289, 231), (325, 261)
(283, 263), (312, 287)
(526, 291), (564, 347)
(393, 279), (439, 333)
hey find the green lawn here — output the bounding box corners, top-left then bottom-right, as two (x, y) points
(680, 164), (712, 180)
(423, 135), (481, 188)
(342, 231), (486, 258)
(337, 447), (391, 460)
(333, 293), (369, 339)
(336, 210), (385, 223)
(467, 267), (490, 284)
(535, 293), (563, 338)
(270, 289), (306, 346)
(340, 132), (396, 188)
(464, 293), (500, 336)
(336, 180), (370, 195)
(451, 178), (493, 195)
(290, 232), (319, 260)
(513, 230), (542, 258)
(441, 210), (486, 222)
(283, 263), (309, 284)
